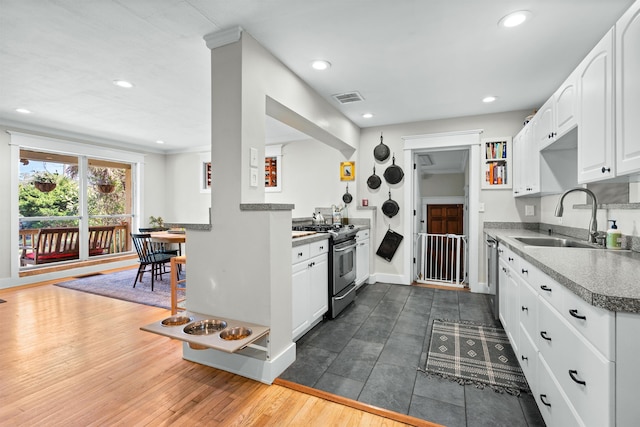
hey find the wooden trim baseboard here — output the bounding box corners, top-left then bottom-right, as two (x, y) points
(273, 378), (445, 427)
(18, 254), (137, 278)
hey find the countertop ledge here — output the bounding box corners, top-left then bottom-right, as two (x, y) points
(485, 228), (640, 313)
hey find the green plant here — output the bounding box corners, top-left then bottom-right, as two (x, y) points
(31, 170), (59, 184)
(149, 216), (164, 228)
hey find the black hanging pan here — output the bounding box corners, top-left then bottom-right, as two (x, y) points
(384, 154), (404, 184)
(367, 166), (381, 190)
(373, 132), (390, 162)
(342, 184), (353, 204)
(381, 191), (400, 218)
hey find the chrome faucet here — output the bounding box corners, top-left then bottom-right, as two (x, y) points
(554, 188), (599, 243)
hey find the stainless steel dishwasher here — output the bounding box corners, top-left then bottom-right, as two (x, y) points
(486, 236), (499, 320)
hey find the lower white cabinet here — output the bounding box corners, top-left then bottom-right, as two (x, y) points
(355, 229), (370, 287)
(292, 240), (328, 341)
(499, 246), (623, 426)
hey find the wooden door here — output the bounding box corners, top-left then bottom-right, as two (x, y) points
(425, 204), (464, 282)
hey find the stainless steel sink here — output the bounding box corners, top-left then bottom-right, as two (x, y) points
(513, 236), (596, 249)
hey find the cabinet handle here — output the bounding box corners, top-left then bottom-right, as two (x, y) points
(540, 285), (552, 292)
(539, 394), (552, 407)
(319, 246), (324, 250)
(601, 166), (611, 173)
(521, 268), (528, 274)
(540, 331), (552, 341)
(521, 355), (528, 361)
(521, 306), (528, 312)
(569, 309), (586, 320)
(569, 370), (586, 386)
(498, 248), (504, 254)
(502, 267), (507, 273)
(298, 252), (303, 257)
(508, 257), (514, 262)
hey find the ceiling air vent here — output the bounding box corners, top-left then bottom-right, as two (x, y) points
(332, 91), (364, 104)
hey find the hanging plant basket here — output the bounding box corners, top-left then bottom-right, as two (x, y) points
(96, 184), (115, 194)
(34, 182), (57, 193)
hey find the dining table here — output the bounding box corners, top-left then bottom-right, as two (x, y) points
(150, 231), (186, 255)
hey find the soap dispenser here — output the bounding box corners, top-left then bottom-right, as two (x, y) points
(606, 220), (622, 250)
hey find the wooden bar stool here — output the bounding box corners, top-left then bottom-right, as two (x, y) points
(170, 255), (187, 315)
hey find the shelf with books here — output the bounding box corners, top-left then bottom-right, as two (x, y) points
(482, 136), (512, 189)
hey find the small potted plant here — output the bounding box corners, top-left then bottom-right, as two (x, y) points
(92, 168), (116, 194)
(31, 170), (59, 193)
(149, 216), (165, 228)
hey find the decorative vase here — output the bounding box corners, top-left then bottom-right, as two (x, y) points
(34, 182), (57, 192)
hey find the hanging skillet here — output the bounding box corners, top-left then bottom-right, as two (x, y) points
(373, 132), (390, 162)
(381, 191), (400, 218)
(342, 184), (353, 204)
(384, 154), (404, 184)
(367, 166), (381, 190)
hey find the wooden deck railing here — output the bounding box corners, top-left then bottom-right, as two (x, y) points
(19, 224), (131, 261)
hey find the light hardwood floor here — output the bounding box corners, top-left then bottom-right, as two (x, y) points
(0, 283), (441, 426)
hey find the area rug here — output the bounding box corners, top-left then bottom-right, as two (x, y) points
(55, 269), (185, 310)
(424, 319), (529, 395)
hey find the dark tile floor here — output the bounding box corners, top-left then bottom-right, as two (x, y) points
(279, 283), (545, 427)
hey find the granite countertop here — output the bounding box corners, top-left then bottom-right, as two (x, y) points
(485, 228), (640, 313)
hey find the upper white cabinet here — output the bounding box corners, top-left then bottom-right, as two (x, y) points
(554, 71), (578, 140)
(513, 123), (540, 197)
(616, 0), (640, 176)
(534, 98), (555, 150)
(576, 28), (615, 183)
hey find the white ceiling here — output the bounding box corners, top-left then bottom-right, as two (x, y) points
(0, 0), (634, 153)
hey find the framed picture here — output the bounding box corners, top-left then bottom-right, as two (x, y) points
(340, 161), (355, 181)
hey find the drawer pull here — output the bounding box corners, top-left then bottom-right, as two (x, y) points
(569, 309), (586, 320)
(540, 331), (552, 341)
(319, 246), (324, 250)
(521, 306), (528, 312)
(521, 355), (528, 361)
(540, 285), (552, 292)
(508, 257), (514, 262)
(298, 252), (303, 257)
(539, 394), (552, 407)
(569, 370), (586, 386)
(521, 268), (528, 274)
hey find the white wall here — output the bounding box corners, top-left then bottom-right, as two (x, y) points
(421, 173), (465, 197)
(163, 151), (211, 224)
(0, 127), (12, 280)
(356, 110), (533, 282)
(264, 138), (352, 217)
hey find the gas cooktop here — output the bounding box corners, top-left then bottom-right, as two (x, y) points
(292, 223), (357, 241)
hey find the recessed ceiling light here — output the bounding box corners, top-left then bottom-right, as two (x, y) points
(483, 96), (498, 103)
(16, 108), (32, 114)
(113, 79), (134, 88)
(362, 113), (373, 119)
(498, 10), (531, 28)
(156, 140), (165, 144)
(311, 60), (331, 71)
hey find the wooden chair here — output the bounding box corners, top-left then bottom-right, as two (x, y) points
(130, 233), (174, 291)
(170, 256), (187, 314)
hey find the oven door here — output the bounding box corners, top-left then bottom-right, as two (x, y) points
(332, 238), (357, 295)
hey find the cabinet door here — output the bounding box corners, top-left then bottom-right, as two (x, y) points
(535, 98), (555, 150)
(555, 71), (578, 138)
(616, 0), (640, 176)
(498, 258), (510, 328)
(537, 355), (582, 427)
(309, 253), (328, 321)
(577, 28), (615, 183)
(512, 129), (525, 197)
(525, 122), (540, 194)
(292, 261), (310, 340)
(356, 238), (370, 286)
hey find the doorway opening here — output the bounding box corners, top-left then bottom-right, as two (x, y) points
(402, 130), (481, 292)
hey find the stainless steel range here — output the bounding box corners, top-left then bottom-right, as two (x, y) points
(292, 223), (358, 318)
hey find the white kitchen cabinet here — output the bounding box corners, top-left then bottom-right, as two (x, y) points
(291, 240), (329, 341)
(616, 0), (640, 176)
(355, 229), (370, 288)
(554, 71), (578, 140)
(498, 248), (519, 355)
(577, 28), (615, 183)
(537, 355), (582, 427)
(534, 98), (555, 150)
(512, 123), (539, 197)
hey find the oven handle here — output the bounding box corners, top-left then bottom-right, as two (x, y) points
(334, 242), (357, 252)
(335, 284), (357, 301)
